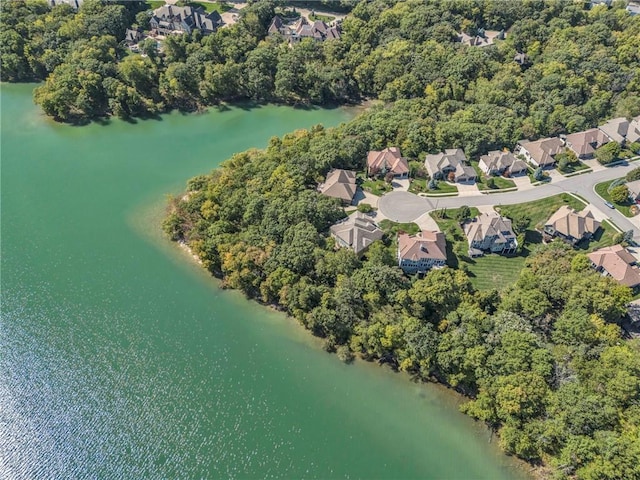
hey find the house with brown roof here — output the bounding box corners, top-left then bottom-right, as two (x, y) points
(516, 137), (565, 168)
(330, 212), (384, 255)
(588, 245), (640, 289)
(424, 149), (477, 183)
(367, 147), (409, 179)
(463, 212), (517, 256)
(565, 128), (609, 159)
(397, 230), (447, 274)
(543, 206), (601, 246)
(478, 150), (528, 176)
(318, 169), (357, 205)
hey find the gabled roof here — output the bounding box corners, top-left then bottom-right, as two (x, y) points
(463, 212), (516, 246)
(545, 205), (601, 239)
(629, 116), (640, 143)
(424, 148), (467, 176)
(367, 147), (409, 176)
(318, 169), (357, 203)
(330, 212), (384, 255)
(268, 15), (284, 34)
(565, 128), (609, 156)
(599, 117), (630, 144)
(518, 137), (564, 166)
(627, 179), (640, 198)
(479, 150), (526, 172)
(398, 230), (447, 263)
(588, 245), (640, 287)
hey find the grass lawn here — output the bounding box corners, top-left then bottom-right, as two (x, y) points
(360, 177), (392, 196)
(431, 207), (528, 291)
(557, 161), (590, 175)
(146, 0), (165, 9)
(409, 178), (427, 194)
(470, 162), (516, 191)
(309, 13), (335, 22)
(427, 181), (458, 194)
(175, 1), (232, 12)
(379, 220), (421, 236)
(594, 179), (635, 217)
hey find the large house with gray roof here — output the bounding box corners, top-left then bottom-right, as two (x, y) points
(464, 212), (517, 256)
(424, 149), (476, 183)
(268, 16), (341, 43)
(330, 213), (383, 255)
(397, 230), (447, 274)
(150, 5), (222, 36)
(543, 206), (601, 246)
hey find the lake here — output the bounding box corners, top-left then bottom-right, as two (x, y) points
(0, 83), (528, 479)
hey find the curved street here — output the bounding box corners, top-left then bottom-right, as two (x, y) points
(378, 161), (640, 240)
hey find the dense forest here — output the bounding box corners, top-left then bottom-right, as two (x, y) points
(1, 0), (639, 133)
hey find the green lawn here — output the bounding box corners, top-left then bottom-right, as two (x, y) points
(309, 13), (335, 22)
(176, 1), (232, 12)
(379, 220), (421, 236)
(428, 181), (458, 194)
(470, 162), (516, 191)
(146, 0), (165, 9)
(557, 160), (589, 175)
(594, 179), (635, 217)
(360, 176), (392, 196)
(430, 207), (527, 291)
(409, 178), (427, 194)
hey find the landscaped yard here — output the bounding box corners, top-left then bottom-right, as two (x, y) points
(175, 1), (232, 13)
(360, 176), (392, 196)
(146, 0), (165, 9)
(594, 179), (635, 217)
(379, 220), (421, 236)
(430, 207), (527, 291)
(426, 181), (458, 194)
(408, 178), (427, 194)
(309, 12), (335, 22)
(471, 162), (517, 191)
(557, 160), (589, 175)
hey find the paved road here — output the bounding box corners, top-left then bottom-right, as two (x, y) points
(379, 161), (640, 239)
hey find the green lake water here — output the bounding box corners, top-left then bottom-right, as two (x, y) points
(1, 83), (529, 479)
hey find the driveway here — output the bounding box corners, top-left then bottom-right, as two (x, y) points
(456, 182), (479, 196)
(378, 160), (640, 240)
(352, 188), (380, 208)
(511, 174), (534, 190)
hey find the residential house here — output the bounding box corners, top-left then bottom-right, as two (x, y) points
(463, 212), (518, 256)
(367, 147), (409, 179)
(125, 28), (144, 47)
(543, 205), (601, 246)
(627, 2), (640, 15)
(627, 179), (640, 202)
(478, 150), (528, 176)
(329, 212), (384, 255)
(516, 137), (565, 168)
(514, 52), (530, 67)
(268, 16), (341, 43)
(397, 230), (447, 274)
(424, 149), (477, 183)
(565, 128), (609, 159)
(48, 0), (83, 8)
(598, 116), (640, 146)
(318, 169), (357, 205)
(150, 5), (223, 36)
(456, 29), (505, 47)
(588, 245), (640, 289)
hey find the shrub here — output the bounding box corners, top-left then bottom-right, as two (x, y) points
(595, 142), (621, 165)
(357, 203), (373, 213)
(610, 185), (630, 204)
(626, 167), (640, 182)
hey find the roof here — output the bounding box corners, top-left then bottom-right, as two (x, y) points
(318, 169), (357, 203)
(589, 245), (640, 287)
(152, 5), (221, 32)
(424, 148), (467, 176)
(566, 128), (609, 156)
(479, 150), (525, 172)
(398, 231), (447, 262)
(330, 212), (384, 255)
(629, 116), (640, 143)
(518, 137), (564, 166)
(367, 147), (409, 176)
(268, 15), (283, 34)
(545, 205), (601, 239)
(627, 179), (640, 198)
(463, 212), (516, 246)
(599, 117), (630, 144)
